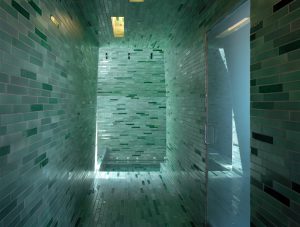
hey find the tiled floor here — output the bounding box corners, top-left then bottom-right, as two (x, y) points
(79, 172), (196, 227)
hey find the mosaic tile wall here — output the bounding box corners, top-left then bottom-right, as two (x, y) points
(97, 48), (166, 165)
(250, 0), (300, 226)
(0, 0), (98, 226)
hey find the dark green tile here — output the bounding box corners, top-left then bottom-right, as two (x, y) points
(251, 63), (262, 71)
(42, 83), (52, 91)
(259, 84), (283, 93)
(0, 200), (17, 220)
(34, 153), (46, 164)
(40, 158), (49, 168)
(31, 104), (43, 111)
(28, 0), (42, 15)
(21, 69), (37, 80)
(26, 127), (37, 137)
(61, 72), (67, 78)
(40, 40), (51, 51)
(11, 0), (30, 19)
(279, 40), (300, 55)
(251, 21), (263, 34)
(252, 102), (274, 109)
(0, 145), (10, 157)
(35, 28), (47, 41)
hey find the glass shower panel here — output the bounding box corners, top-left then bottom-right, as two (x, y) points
(206, 1), (250, 226)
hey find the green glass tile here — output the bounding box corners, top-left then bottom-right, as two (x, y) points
(28, 0), (42, 15)
(251, 79), (257, 86)
(26, 127), (37, 137)
(31, 104), (43, 111)
(35, 28), (47, 41)
(11, 0), (30, 19)
(252, 102), (274, 109)
(61, 72), (67, 78)
(65, 133), (71, 140)
(264, 92), (289, 101)
(34, 153), (46, 164)
(40, 158), (48, 168)
(0, 145), (10, 157)
(28, 31), (41, 44)
(0, 126), (6, 136)
(42, 83), (52, 91)
(251, 62), (261, 71)
(0, 200), (17, 219)
(49, 98), (57, 104)
(279, 40), (300, 55)
(41, 118), (51, 125)
(259, 84), (283, 93)
(30, 56), (43, 66)
(46, 218), (53, 227)
(40, 40), (51, 51)
(21, 69), (37, 80)
(0, 1), (18, 18)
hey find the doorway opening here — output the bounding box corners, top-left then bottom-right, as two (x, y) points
(206, 1), (250, 226)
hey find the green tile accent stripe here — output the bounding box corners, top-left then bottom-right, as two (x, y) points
(42, 83), (52, 91)
(40, 158), (48, 168)
(35, 27), (47, 41)
(21, 69), (37, 80)
(34, 153), (46, 164)
(11, 0), (30, 19)
(41, 39), (51, 51)
(0, 145), (10, 157)
(28, 0), (42, 15)
(259, 84), (283, 93)
(31, 104), (43, 111)
(26, 127), (37, 137)
(279, 40), (300, 55)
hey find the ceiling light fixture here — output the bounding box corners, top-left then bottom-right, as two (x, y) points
(50, 15), (59, 27)
(129, 0), (144, 2)
(111, 17), (124, 38)
(217, 17), (250, 38)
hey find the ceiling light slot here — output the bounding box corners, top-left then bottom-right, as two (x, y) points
(217, 17), (250, 38)
(129, 0), (144, 2)
(50, 15), (59, 27)
(111, 17), (124, 38)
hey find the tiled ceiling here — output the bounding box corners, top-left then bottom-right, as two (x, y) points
(74, 0), (209, 48)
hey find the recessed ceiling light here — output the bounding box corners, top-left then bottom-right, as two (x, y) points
(50, 15), (59, 27)
(217, 17), (250, 38)
(111, 17), (124, 38)
(129, 0), (144, 2)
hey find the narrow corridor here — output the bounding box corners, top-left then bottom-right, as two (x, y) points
(0, 0), (299, 226)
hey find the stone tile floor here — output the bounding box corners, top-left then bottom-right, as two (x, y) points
(79, 172), (196, 227)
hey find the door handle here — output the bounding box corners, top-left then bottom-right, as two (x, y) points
(205, 124), (215, 145)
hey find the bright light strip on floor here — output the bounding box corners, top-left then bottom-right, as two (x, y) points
(95, 172), (126, 179)
(217, 17), (250, 38)
(94, 123), (100, 171)
(111, 17), (124, 38)
(129, 0), (144, 2)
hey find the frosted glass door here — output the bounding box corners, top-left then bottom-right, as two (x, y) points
(206, 1), (250, 226)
